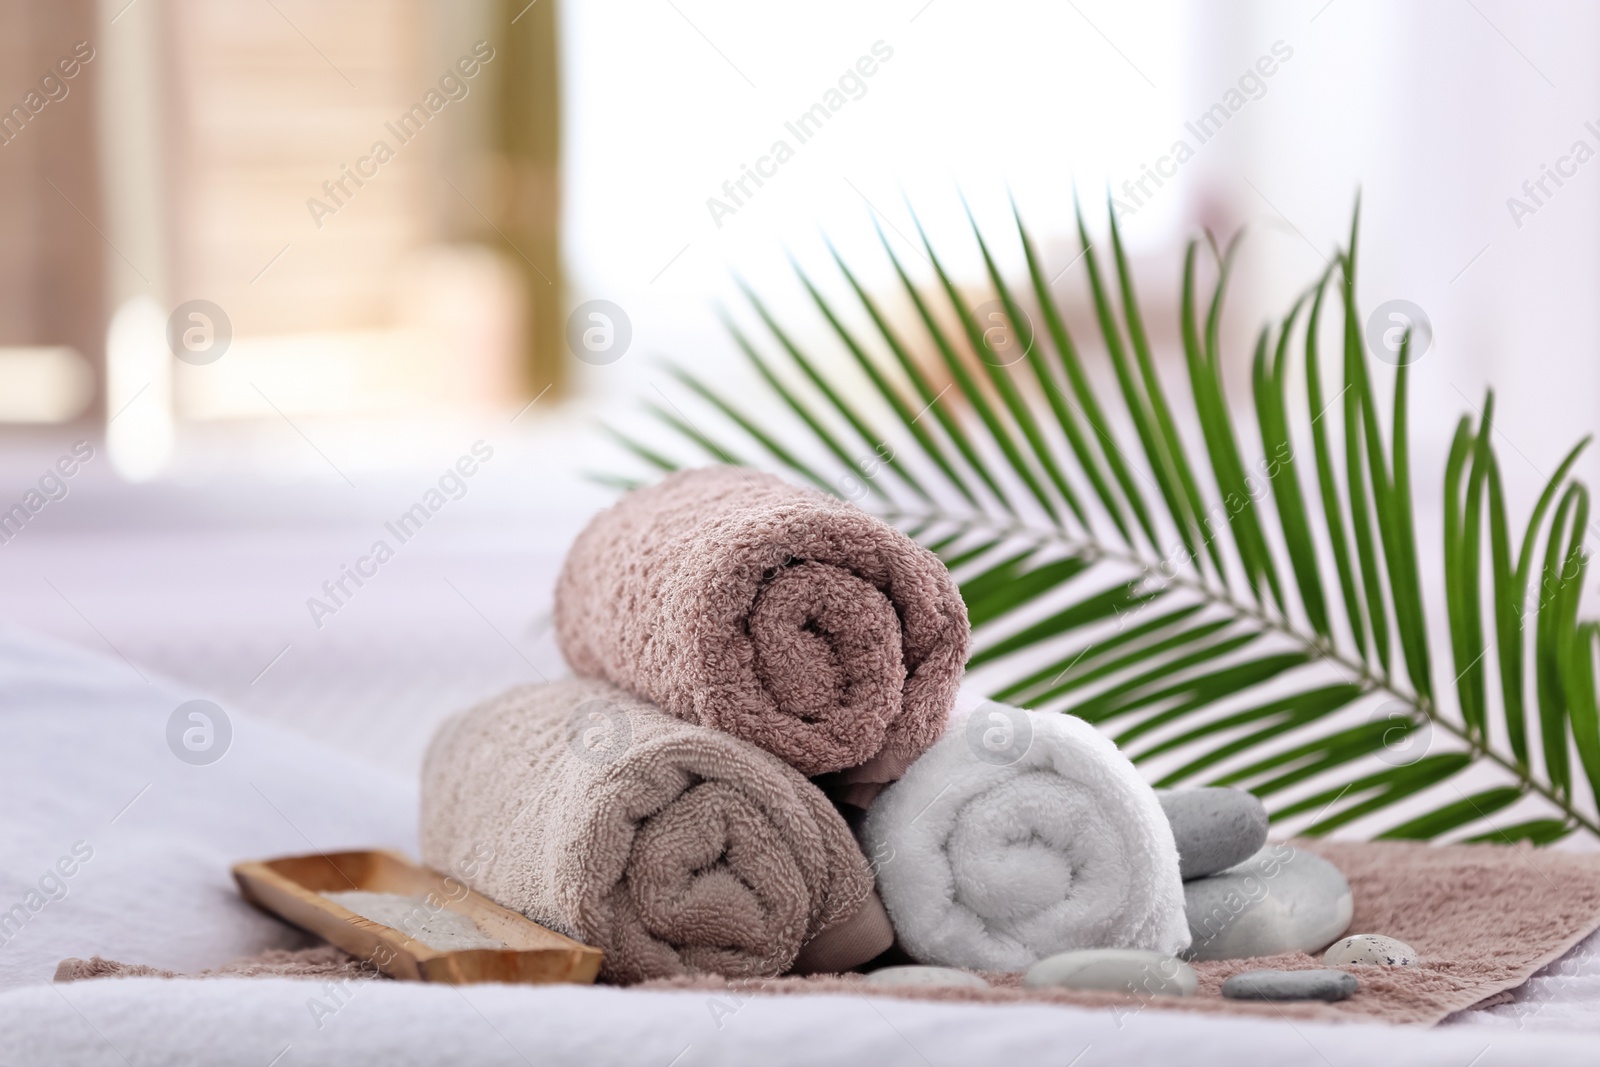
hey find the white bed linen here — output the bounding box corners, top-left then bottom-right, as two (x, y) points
(0, 624), (417, 987)
(1, 623), (1596, 1065)
(8, 977), (1600, 1067)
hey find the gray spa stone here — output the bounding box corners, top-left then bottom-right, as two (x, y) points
(1023, 949), (1196, 996)
(1221, 968), (1359, 1002)
(862, 965), (990, 989)
(1183, 844), (1353, 961)
(1323, 933), (1418, 967)
(1158, 787), (1271, 880)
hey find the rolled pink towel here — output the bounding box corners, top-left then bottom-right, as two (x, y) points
(421, 679), (893, 982)
(554, 467), (969, 778)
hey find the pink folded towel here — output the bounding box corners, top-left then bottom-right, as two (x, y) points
(554, 467), (969, 778)
(420, 679), (892, 982)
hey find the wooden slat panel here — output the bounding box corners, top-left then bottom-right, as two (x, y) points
(0, 0), (105, 417)
(164, 0), (432, 335)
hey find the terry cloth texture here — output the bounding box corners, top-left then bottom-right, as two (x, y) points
(638, 839), (1600, 1026)
(67, 841), (1600, 1027)
(419, 680), (889, 983)
(790, 890), (895, 975)
(553, 467), (969, 779)
(862, 703), (1190, 971)
(54, 946), (382, 983)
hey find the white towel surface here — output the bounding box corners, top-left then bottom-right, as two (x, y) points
(863, 696), (1190, 971)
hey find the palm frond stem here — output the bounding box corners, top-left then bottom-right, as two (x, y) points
(880, 506), (1600, 837)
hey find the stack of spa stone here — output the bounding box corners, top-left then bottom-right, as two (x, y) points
(1161, 787), (1350, 961)
(1163, 787), (1359, 1002)
(1014, 787), (1420, 1003)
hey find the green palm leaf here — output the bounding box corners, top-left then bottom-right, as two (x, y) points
(610, 196), (1600, 844)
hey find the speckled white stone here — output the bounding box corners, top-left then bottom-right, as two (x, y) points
(1323, 933), (1419, 967)
(862, 965), (990, 989)
(1023, 949), (1196, 996)
(1183, 845), (1353, 961)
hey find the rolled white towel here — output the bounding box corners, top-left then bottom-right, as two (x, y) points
(862, 697), (1190, 971)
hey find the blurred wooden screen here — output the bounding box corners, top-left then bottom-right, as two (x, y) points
(0, 0), (103, 421)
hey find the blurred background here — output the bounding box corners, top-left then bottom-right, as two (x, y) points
(2, 0), (1597, 778)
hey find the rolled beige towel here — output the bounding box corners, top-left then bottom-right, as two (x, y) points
(554, 467), (969, 779)
(420, 679), (892, 982)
